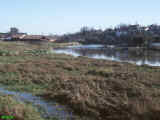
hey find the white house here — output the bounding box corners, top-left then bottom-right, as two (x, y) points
(116, 31), (128, 37)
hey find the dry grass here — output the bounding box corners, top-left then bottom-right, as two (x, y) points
(1, 56), (160, 120)
(0, 41), (160, 119)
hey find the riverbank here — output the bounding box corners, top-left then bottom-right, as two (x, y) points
(0, 41), (160, 120)
(48, 42), (81, 48)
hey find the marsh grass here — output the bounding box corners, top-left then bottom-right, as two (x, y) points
(0, 41), (160, 119)
(87, 67), (113, 77)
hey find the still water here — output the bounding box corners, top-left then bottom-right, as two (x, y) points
(53, 44), (160, 66)
(0, 87), (73, 120)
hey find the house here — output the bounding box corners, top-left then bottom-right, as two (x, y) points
(0, 28), (27, 41)
(115, 26), (129, 37)
(0, 33), (8, 40)
(45, 35), (58, 42)
(140, 27), (149, 31)
(12, 35), (49, 42)
(115, 31), (127, 37)
(148, 24), (160, 35)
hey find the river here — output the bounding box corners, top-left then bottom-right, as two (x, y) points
(53, 44), (160, 66)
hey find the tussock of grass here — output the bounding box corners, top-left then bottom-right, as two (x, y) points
(87, 67), (113, 77)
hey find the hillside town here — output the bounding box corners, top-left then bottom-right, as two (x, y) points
(57, 24), (160, 48)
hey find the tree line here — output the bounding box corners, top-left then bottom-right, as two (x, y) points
(56, 24), (160, 47)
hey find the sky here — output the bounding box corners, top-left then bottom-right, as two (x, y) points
(0, 0), (160, 35)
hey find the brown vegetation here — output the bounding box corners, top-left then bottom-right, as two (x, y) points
(0, 41), (160, 120)
(0, 53), (160, 120)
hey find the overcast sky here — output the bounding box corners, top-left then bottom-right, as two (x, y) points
(0, 0), (160, 35)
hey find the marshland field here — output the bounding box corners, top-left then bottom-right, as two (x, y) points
(0, 41), (160, 120)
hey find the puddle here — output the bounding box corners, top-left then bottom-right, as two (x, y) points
(0, 87), (73, 120)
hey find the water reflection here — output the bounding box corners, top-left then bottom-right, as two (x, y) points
(53, 45), (160, 66)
